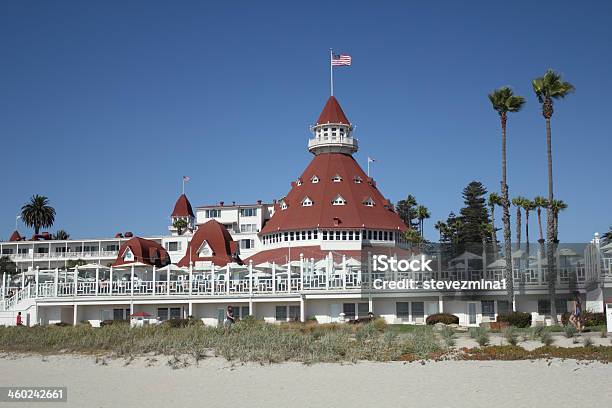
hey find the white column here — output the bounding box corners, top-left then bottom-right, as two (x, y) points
(166, 267), (170, 296)
(73, 267), (78, 296)
(189, 262), (193, 296)
(73, 303), (78, 326)
(211, 265), (215, 295)
(342, 255), (347, 290)
(299, 254), (304, 291)
(54, 268), (58, 297)
(188, 301), (193, 317)
(325, 253), (331, 291)
(272, 262), (276, 294)
(300, 296), (305, 322)
(109, 266), (113, 296)
(248, 261), (253, 294)
(249, 298), (254, 317)
(95, 267), (99, 296)
(226, 264), (230, 295)
(35, 266), (39, 298)
(21, 271), (25, 291)
(2, 272), (6, 301)
(152, 265), (156, 295)
(130, 264), (135, 297)
(438, 295), (444, 313)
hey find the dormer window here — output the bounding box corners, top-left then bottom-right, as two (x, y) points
(296, 179), (303, 186)
(280, 200), (288, 210)
(354, 176), (363, 184)
(123, 247), (134, 262)
(311, 175), (319, 184)
(301, 196), (313, 207)
(332, 195), (346, 206)
(363, 197), (375, 207)
(331, 174), (343, 183)
(198, 240), (212, 257)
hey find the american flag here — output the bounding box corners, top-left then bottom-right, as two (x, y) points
(183, 176), (190, 182)
(332, 54), (352, 66)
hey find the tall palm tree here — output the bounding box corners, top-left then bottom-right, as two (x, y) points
(53, 230), (70, 240)
(416, 205), (430, 238)
(512, 196), (527, 252)
(488, 193), (503, 257)
(489, 86), (525, 309)
(21, 195), (56, 235)
(533, 69), (574, 323)
(550, 199), (567, 240)
(534, 196), (549, 258)
(521, 199), (536, 263)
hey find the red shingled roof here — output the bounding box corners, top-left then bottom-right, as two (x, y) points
(171, 194), (194, 217)
(177, 220), (241, 267)
(9, 231), (22, 242)
(113, 237), (171, 267)
(316, 96), (350, 125)
(260, 153), (407, 234)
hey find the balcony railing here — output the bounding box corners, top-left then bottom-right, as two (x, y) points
(4, 251), (119, 261)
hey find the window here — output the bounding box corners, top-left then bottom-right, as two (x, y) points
(240, 208), (256, 217)
(343, 303), (356, 319)
(555, 298), (568, 313)
(496, 300), (509, 315)
(280, 200), (288, 210)
(240, 239), (255, 250)
(2, 248), (14, 255)
(275, 306), (288, 321)
(289, 306), (300, 321)
(411, 302), (424, 320)
(170, 307), (182, 319)
(358, 303), (369, 318)
(301, 196), (313, 207)
(363, 197), (375, 207)
(240, 224), (257, 233)
(396, 302), (410, 318)
(241, 306), (250, 318)
(311, 175), (319, 183)
(332, 174), (343, 182)
(482, 300), (495, 319)
(205, 209), (221, 218)
(296, 179), (302, 186)
(165, 241), (181, 252)
(106, 244), (119, 252)
(332, 195), (346, 206)
(538, 299), (551, 316)
(123, 248), (134, 262)
(354, 176), (363, 184)
(114, 308), (129, 320)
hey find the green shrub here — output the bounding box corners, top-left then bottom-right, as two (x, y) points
(583, 312), (606, 327)
(582, 336), (594, 347)
(540, 331), (554, 346)
(99, 319), (128, 327)
(372, 318), (387, 332)
(564, 325), (577, 338)
(503, 327), (518, 346)
(426, 313), (459, 325)
(476, 331), (490, 347)
(439, 326), (456, 348)
(497, 312), (531, 328)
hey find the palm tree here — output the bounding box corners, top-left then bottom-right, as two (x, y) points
(403, 229), (424, 245)
(512, 196), (527, 252)
(53, 230), (70, 240)
(21, 195), (56, 235)
(489, 86), (525, 309)
(550, 199), (567, 240)
(416, 205), (430, 238)
(434, 221), (447, 242)
(534, 196), (549, 257)
(533, 69), (574, 323)
(602, 227), (612, 243)
(521, 199), (536, 263)
(488, 193), (503, 257)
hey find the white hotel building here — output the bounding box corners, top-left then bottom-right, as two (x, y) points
(1, 96), (611, 327)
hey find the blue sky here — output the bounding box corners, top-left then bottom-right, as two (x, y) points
(1, 1), (610, 242)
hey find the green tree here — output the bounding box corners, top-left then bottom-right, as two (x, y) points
(512, 196), (527, 252)
(534, 196), (549, 257)
(458, 181), (491, 248)
(0, 256), (17, 276)
(434, 221), (447, 242)
(521, 199), (536, 262)
(396, 195), (418, 229)
(533, 69), (575, 323)
(53, 230), (70, 240)
(173, 218), (188, 235)
(403, 229), (424, 245)
(489, 86), (525, 309)
(21, 195), (56, 235)
(416, 205), (431, 238)
(488, 193), (503, 256)
(550, 199), (567, 240)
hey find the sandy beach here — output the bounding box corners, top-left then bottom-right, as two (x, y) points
(0, 354), (610, 408)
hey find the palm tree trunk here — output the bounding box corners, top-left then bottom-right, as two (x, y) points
(537, 207), (545, 260)
(500, 114), (514, 309)
(515, 208), (522, 252)
(490, 206), (499, 259)
(545, 114), (558, 323)
(525, 210), (530, 268)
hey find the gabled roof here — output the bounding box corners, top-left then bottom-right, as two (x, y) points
(177, 220), (241, 267)
(9, 231), (22, 242)
(113, 237), (170, 267)
(260, 153), (407, 233)
(171, 194), (194, 217)
(316, 96), (350, 125)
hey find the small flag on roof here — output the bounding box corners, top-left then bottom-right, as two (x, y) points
(332, 54), (352, 66)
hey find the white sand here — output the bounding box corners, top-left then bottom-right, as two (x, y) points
(0, 354), (610, 408)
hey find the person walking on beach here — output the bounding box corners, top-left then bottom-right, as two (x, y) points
(16, 312), (23, 326)
(224, 306), (235, 334)
(569, 291), (583, 332)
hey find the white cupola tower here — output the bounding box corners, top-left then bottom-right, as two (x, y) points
(308, 96), (358, 155)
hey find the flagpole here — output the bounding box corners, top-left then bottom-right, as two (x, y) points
(367, 159), (370, 177)
(182, 177), (185, 195)
(329, 48), (333, 96)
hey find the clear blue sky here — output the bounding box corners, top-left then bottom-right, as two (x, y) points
(1, 1), (610, 242)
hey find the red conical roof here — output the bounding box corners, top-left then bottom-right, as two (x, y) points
(177, 220), (241, 267)
(260, 153), (406, 233)
(316, 96), (350, 125)
(9, 231), (22, 241)
(171, 194), (194, 217)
